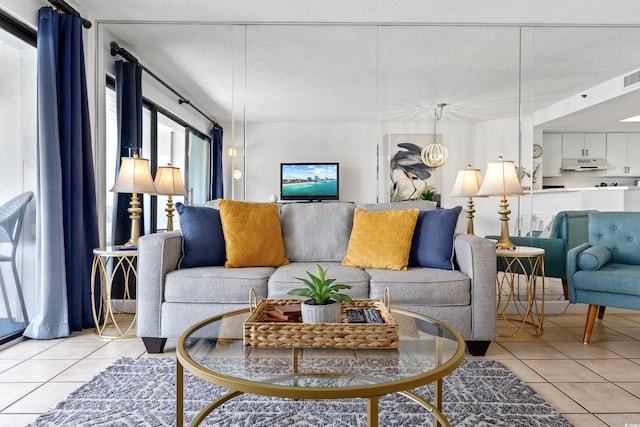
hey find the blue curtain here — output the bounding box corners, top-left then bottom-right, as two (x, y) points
(112, 60), (143, 246)
(25, 7), (99, 338)
(210, 127), (224, 199)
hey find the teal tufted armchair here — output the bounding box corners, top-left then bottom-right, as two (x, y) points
(567, 211), (640, 343)
(487, 210), (594, 299)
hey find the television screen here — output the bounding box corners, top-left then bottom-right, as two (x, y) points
(280, 163), (339, 201)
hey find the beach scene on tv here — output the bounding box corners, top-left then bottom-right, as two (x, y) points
(281, 164), (338, 198)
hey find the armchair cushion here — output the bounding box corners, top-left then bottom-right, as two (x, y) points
(175, 202), (225, 268)
(577, 245), (611, 271)
(550, 210), (596, 250)
(486, 235), (567, 278)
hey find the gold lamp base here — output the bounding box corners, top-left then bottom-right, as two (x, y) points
(124, 192), (142, 247)
(165, 195), (175, 232)
(496, 195), (516, 250)
(465, 197), (476, 235)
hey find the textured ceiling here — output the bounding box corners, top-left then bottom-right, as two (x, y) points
(89, 2), (640, 130)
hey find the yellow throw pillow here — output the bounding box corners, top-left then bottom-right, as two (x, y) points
(342, 208), (419, 271)
(217, 199), (289, 268)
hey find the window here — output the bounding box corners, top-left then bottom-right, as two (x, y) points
(155, 112), (186, 231)
(105, 81), (211, 245)
(188, 131), (211, 207)
(0, 14), (36, 344)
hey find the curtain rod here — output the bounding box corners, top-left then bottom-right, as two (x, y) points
(48, 0), (91, 29)
(110, 41), (223, 131)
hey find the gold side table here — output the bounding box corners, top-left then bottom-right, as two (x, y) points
(91, 247), (138, 338)
(496, 246), (545, 338)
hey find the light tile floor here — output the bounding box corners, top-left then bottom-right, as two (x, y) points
(0, 286), (639, 426)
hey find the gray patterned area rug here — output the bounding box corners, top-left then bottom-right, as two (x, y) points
(31, 357), (572, 427)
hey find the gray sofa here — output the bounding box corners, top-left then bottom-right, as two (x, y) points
(137, 200), (497, 355)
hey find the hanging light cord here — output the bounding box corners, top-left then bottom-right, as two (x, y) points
(433, 103), (446, 139)
(421, 103), (449, 168)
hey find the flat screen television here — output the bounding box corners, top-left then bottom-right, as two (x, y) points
(280, 162), (339, 201)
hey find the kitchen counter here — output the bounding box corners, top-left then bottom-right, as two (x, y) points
(533, 185), (640, 194)
(525, 186), (640, 217)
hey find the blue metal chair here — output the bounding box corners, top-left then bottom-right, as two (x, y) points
(0, 191), (34, 325)
(568, 211), (640, 343)
(487, 210), (594, 299)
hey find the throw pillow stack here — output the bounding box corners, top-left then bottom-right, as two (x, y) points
(175, 200), (289, 268)
(176, 199), (461, 271)
(342, 206), (462, 271)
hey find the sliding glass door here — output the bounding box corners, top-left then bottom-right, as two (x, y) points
(0, 22), (36, 344)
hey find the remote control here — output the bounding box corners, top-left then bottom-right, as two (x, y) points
(346, 309), (365, 323)
(364, 308), (383, 324)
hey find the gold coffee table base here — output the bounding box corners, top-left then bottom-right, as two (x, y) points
(177, 353), (451, 427)
(176, 308), (464, 427)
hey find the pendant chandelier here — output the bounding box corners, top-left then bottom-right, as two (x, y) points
(421, 103), (449, 168)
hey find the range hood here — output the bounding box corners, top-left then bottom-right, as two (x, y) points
(561, 158), (611, 171)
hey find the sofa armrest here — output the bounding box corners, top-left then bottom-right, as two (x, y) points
(453, 234), (497, 341)
(567, 242), (591, 302)
(137, 231), (183, 337)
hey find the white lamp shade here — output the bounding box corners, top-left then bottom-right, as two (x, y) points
(110, 156), (156, 194)
(450, 166), (483, 197)
(476, 157), (524, 197)
(153, 164), (187, 196)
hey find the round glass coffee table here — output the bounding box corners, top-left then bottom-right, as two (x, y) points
(176, 307), (464, 427)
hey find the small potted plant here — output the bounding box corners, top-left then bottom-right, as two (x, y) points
(287, 264), (353, 323)
(420, 185), (441, 207)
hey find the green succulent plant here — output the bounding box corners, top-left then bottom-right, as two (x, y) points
(420, 186), (438, 201)
(288, 264), (353, 305)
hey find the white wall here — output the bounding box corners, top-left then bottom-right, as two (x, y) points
(472, 116), (522, 238)
(239, 120), (484, 207)
(242, 122), (378, 203)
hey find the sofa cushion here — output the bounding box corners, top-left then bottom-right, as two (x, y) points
(367, 267), (471, 306)
(218, 199), (289, 268)
(578, 245), (612, 271)
(267, 262), (370, 299)
(280, 202), (355, 262)
(164, 266), (273, 303)
(342, 208), (419, 271)
(175, 202), (226, 268)
(409, 206), (462, 270)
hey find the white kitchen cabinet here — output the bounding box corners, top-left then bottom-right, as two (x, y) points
(603, 133), (640, 176)
(542, 133), (562, 176)
(562, 133), (606, 158)
(627, 134), (640, 175)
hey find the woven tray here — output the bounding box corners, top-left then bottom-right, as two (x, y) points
(243, 297), (399, 349)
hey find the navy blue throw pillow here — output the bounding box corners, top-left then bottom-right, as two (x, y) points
(175, 202), (226, 268)
(409, 206), (462, 270)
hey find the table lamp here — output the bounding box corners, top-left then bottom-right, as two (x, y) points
(476, 156), (524, 249)
(153, 163), (187, 232)
(110, 153), (156, 247)
(450, 165), (483, 235)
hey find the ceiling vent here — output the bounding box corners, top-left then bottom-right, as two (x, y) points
(624, 70), (640, 87)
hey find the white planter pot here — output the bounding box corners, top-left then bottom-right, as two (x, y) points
(301, 300), (341, 323)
